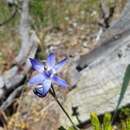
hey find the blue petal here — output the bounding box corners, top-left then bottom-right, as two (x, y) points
(52, 75), (68, 88)
(28, 73), (46, 85)
(33, 79), (52, 97)
(47, 53), (56, 69)
(29, 58), (44, 73)
(54, 58), (67, 72)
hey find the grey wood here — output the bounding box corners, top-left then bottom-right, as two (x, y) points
(60, 0), (130, 127)
(0, 0), (38, 111)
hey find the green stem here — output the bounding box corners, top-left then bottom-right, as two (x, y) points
(50, 86), (79, 130)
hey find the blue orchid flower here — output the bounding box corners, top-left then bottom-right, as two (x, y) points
(28, 53), (68, 97)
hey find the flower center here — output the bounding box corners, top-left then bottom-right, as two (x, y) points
(44, 63), (55, 78)
(45, 69), (53, 78)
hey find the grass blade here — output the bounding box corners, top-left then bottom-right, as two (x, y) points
(112, 64), (130, 122)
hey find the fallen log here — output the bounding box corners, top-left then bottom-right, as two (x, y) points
(60, 0), (130, 127)
(0, 0), (38, 111)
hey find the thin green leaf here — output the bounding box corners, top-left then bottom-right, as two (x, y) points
(117, 64), (130, 109)
(103, 113), (112, 130)
(113, 64), (130, 122)
(90, 112), (101, 130)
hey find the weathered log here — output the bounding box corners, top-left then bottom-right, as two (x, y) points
(60, 0), (130, 127)
(0, 0), (38, 111)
